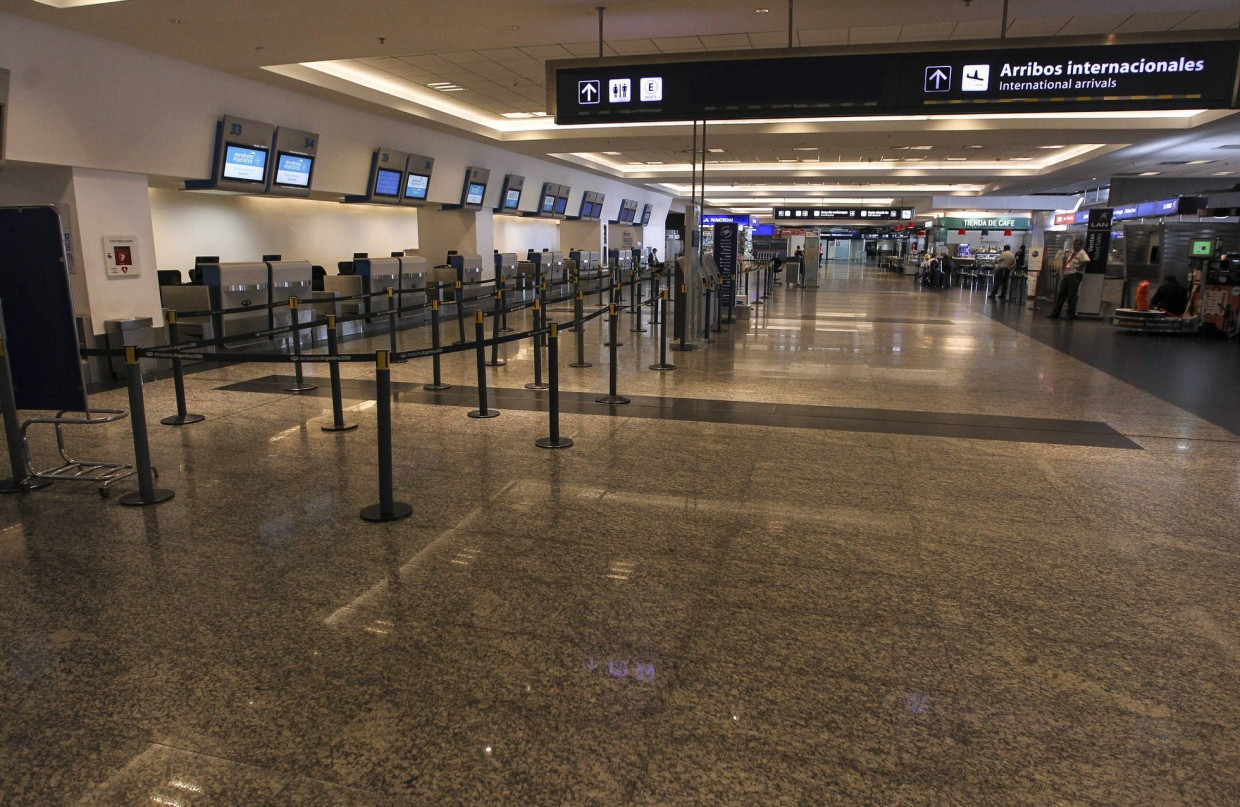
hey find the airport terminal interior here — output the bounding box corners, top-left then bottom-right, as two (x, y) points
(2, 1), (1240, 805)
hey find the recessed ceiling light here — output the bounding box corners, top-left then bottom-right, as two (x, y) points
(601, 151), (622, 155)
(1187, 160), (1212, 165)
(1138, 171), (1161, 176)
(507, 25), (521, 30)
(646, 161), (664, 165)
(1212, 171), (1234, 176)
(963, 145), (984, 149)
(754, 7), (770, 13)
(1037, 145), (1065, 149)
(945, 157), (967, 161)
(168, 18), (184, 24)
(1010, 157), (1034, 161)
(707, 148), (725, 153)
(792, 147), (818, 152)
(907, 145), (933, 150)
(427, 82), (465, 92)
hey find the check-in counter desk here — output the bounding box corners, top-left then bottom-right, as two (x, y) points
(398, 256), (428, 322)
(321, 274), (365, 318)
(609, 249), (632, 277)
(449, 255), (487, 303)
(159, 285), (215, 343)
(268, 261), (314, 347)
(531, 251), (567, 289)
(201, 262), (270, 343)
(495, 253), (526, 304)
(354, 257), (401, 317)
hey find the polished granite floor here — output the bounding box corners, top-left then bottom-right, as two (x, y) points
(2, 263), (1239, 806)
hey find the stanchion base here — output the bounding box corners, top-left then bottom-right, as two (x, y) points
(390, 357), (408, 364)
(360, 501), (414, 522)
(524, 382), (550, 390)
(500, 327), (515, 333)
(0, 477), (53, 494)
(649, 363), (677, 371)
(603, 341), (624, 347)
(569, 362), (593, 368)
(484, 359), (507, 367)
(468, 409), (501, 418)
(452, 340), (467, 346)
(119, 488), (175, 506)
(322, 423), (359, 432)
(423, 383), (452, 391)
(595, 395), (631, 405)
(670, 344), (698, 352)
(535, 436), (574, 449)
(284, 384), (319, 393)
(160, 413), (206, 426)
(630, 327), (648, 333)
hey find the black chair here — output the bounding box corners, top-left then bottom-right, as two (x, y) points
(338, 261), (355, 275)
(312, 265), (326, 292)
(157, 269), (182, 286)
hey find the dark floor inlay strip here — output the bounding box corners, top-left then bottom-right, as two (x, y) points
(219, 375), (1141, 449)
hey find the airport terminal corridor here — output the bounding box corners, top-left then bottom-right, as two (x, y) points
(2, 263), (1238, 805)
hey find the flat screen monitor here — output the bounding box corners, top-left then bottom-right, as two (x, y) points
(1190, 239), (1213, 258)
(404, 172), (429, 200)
(956, 243), (972, 258)
(542, 194), (556, 213)
(640, 204), (653, 226)
(222, 144), (268, 184)
(465, 181), (486, 206)
(589, 202), (601, 218)
(503, 188), (521, 210)
(553, 196), (568, 215)
(273, 152), (313, 188)
(374, 168), (403, 198)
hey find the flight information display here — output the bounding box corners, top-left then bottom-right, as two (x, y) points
(405, 173), (430, 200)
(555, 38), (1239, 124)
(374, 168), (402, 198)
(274, 153), (312, 188)
(465, 182), (486, 205)
(222, 145), (268, 183)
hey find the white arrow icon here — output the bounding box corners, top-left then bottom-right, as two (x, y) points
(924, 66), (951, 93)
(578, 80), (600, 104)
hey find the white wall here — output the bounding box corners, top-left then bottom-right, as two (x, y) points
(494, 217), (561, 255)
(149, 190), (420, 272)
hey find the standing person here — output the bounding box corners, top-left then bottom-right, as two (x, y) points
(793, 246), (805, 287)
(1015, 244), (1027, 273)
(1047, 238), (1089, 319)
(1150, 274), (1189, 316)
(990, 244), (1016, 301)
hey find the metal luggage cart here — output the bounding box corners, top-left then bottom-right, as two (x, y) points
(20, 406), (137, 495)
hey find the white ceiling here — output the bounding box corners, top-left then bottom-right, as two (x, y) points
(6, 0), (1240, 213)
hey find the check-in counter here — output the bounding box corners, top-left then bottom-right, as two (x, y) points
(495, 252), (525, 303)
(200, 262), (269, 342)
(268, 260), (314, 347)
(355, 257), (401, 316)
(159, 285), (214, 342)
(449, 255), (487, 301)
(609, 249), (632, 275)
(322, 274), (364, 316)
(398, 255), (428, 319)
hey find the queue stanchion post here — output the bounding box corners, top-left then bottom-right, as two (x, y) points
(723, 274), (736, 324)
(0, 315), (51, 493)
(498, 273), (513, 332)
(159, 310), (205, 426)
(702, 282), (714, 343)
(524, 297), (548, 390)
(745, 266), (751, 305)
(535, 323), (573, 449)
(671, 284), (695, 352)
(486, 289), (506, 367)
(631, 271), (646, 333)
(468, 311), (500, 418)
(629, 270), (638, 313)
(453, 280), (467, 345)
(119, 346), (174, 506)
(360, 350), (413, 522)
(595, 304), (631, 406)
(603, 278), (623, 347)
(714, 278), (727, 332)
(570, 289), (592, 368)
(424, 299), (451, 391)
(650, 271), (661, 326)
(650, 290), (677, 372)
(283, 298), (317, 392)
(386, 287), (406, 363)
(321, 315), (357, 433)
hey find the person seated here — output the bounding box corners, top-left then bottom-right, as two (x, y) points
(1150, 274), (1189, 316)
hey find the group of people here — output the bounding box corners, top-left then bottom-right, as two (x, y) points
(916, 244), (1027, 295)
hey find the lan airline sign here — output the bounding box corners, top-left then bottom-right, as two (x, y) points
(554, 38), (1239, 124)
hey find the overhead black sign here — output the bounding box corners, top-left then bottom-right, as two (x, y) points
(774, 207), (916, 221)
(553, 38), (1240, 124)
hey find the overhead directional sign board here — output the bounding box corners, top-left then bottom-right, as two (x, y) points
(552, 37), (1240, 124)
(774, 207), (916, 221)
